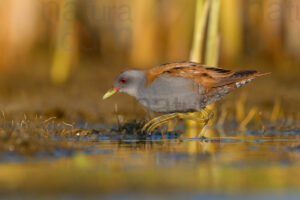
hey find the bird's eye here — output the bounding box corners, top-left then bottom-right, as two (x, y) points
(120, 78), (127, 84)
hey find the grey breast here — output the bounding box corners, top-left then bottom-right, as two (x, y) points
(136, 74), (206, 113)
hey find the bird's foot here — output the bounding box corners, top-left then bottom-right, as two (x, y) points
(142, 109), (214, 136)
(142, 113), (180, 135)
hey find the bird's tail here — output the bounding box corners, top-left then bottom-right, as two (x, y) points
(232, 70), (271, 88)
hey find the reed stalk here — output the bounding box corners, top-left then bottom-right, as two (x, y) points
(204, 0), (221, 134)
(220, 0), (242, 61)
(205, 0), (221, 66)
(51, 0), (77, 85)
(189, 0), (210, 62)
(187, 0), (221, 138)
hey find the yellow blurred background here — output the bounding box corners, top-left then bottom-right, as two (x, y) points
(0, 0), (299, 122)
(1, 0), (300, 74)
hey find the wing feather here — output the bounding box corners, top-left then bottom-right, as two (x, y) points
(145, 61), (269, 88)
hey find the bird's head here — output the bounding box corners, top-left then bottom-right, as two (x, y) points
(103, 69), (146, 99)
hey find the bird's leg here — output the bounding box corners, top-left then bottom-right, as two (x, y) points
(146, 120), (171, 135)
(200, 109), (214, 134)
(198, 124), (208, 139)
(142, 113), (177, 133)
(201, 108), (214, 121)
(145, 113), (180, 135)
(178, 109), (214, 138)
(167, 118), (178, 132)
(143, 113), (180, 134)
(142, 113), (180, 134)
(142, 109), (214, 135)
(177, 113), (206, 122)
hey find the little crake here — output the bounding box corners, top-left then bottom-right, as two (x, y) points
(103, 61), (269, 133)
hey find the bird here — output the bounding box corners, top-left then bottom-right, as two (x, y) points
(103, 61), (270, 134)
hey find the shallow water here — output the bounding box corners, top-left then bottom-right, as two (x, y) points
(0, 122), (299, 199)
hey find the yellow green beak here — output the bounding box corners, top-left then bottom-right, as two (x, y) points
(103, 88), (119, 99)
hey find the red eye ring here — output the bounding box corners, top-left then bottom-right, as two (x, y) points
(120, 78), (127, 84)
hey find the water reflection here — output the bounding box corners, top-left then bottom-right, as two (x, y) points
(0, 125), (299, 197)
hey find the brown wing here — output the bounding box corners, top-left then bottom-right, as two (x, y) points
(146, 61), (270, 88)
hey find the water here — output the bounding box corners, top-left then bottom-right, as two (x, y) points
(0, 122), (299, 199)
